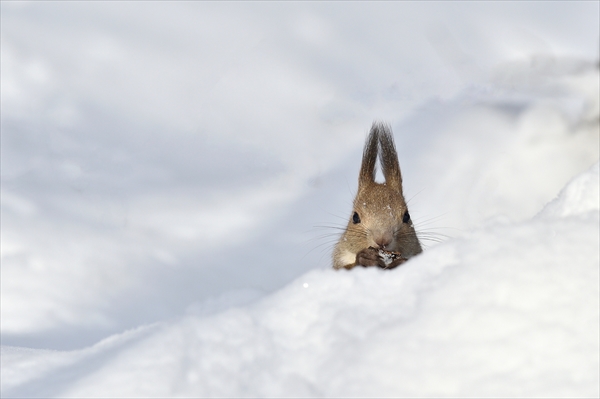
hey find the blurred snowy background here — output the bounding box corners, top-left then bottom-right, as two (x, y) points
(1, 2), (599, 397)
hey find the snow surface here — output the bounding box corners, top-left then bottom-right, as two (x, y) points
(2, 163), (599, 397)
(1, 2), (599, 397)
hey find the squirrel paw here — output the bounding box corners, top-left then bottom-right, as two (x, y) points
(355, 247), (381, 267)
(356, 247), (408, 269)
(379, 255), (407, 269)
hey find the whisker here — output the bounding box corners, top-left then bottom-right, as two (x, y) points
(313, 225), (348, 231)
(321, 211), (351, 222)
(417, 231), (451, 239)
(405, 187), (427, 206)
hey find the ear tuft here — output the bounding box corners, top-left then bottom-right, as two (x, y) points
(359, 124), (379, 186)
(374, 122), (403, 192)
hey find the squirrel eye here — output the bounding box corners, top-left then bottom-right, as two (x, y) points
(352, 212), (361, 224)
(403, 211), (411, 223)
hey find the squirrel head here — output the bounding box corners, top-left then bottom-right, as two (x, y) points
(333, 122), (422, 269)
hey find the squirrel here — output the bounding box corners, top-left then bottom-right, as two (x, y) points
(333, 122), (422, 270)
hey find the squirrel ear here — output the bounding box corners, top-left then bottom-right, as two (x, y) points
(376, 123), (403, 193)
(359, 124), (379, 187)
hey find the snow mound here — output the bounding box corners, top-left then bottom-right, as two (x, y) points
(3, 164), (598, 397)
(541, 162), (600, 218)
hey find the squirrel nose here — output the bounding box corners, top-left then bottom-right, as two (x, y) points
(375, 235), (392, 249)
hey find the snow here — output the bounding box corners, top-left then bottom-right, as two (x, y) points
(1, 2), (599, 397)
(2, 163), (599, 397)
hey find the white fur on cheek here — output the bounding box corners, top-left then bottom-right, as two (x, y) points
(340, 250), (356, 266)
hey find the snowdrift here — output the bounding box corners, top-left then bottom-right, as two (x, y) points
(3, 162), (598, 397)
(2, 3), (599, 398)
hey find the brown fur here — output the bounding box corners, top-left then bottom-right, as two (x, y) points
(333, 122), (422, 270)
